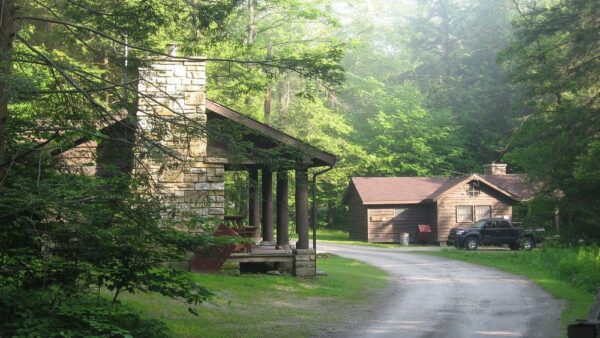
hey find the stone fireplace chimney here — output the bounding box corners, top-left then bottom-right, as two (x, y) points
(483, 162), (507, 175)
(136, 44), (224, 221)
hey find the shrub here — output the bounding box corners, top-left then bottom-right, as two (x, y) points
(0, 287), (169, 337)
(530, 245), (600, 293)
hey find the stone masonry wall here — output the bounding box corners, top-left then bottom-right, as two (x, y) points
(293, 249), (316, 277)
(136, 56), (224, 222)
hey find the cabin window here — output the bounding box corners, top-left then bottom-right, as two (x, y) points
(394, 208), (408, 220)
(467, 183), (481, 198)
(456, 205), (473, 223)
(475, 205), (491, 221)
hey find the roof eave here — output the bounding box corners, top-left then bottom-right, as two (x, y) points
(363, 200), (432, 205)
(206, 99), (336, 167)
(432, 174), (522, 202)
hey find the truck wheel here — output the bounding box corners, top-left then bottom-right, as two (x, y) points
(465, 237), (479, 251)
(521, 238), (534, 251)
(509, 242), (519, 251)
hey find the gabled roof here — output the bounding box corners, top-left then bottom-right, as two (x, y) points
(481, 174), (536, 200)
(344, 177), (449, 205)
(206, 99), (336, 167)
(344, 174), (536, 205)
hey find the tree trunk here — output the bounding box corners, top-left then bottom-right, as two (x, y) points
(247, 0), (255, 45)
(244, 0), (255, 106)
(0, 0), (17, 166)
(264, 41), (272, 125)
(326, 200), (334, 228)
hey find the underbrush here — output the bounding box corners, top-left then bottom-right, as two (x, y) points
(0, 287), (168, 337)
(534, 245), (600, 293)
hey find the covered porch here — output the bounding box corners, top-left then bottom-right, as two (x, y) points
(198, 100), (336, 276)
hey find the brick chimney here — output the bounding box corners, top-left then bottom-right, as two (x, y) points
(136, 44), (224, 222)
(483, 162), (507, 175)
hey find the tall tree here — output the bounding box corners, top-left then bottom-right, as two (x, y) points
(501, 0), (600, 238)
(407, 0), (517, 171)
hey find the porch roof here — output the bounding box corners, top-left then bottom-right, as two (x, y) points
(206, 99), (336, 169)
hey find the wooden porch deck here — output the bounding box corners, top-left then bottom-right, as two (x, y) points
(227, 245), (294, 264)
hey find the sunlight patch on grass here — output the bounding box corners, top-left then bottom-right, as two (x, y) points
(117, 255), (389, 338)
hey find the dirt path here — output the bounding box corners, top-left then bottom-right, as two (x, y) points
(318, 243), (562, 338)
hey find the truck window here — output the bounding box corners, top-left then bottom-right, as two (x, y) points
(499, 221), (511, 228)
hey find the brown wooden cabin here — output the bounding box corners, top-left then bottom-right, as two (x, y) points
(343, 164), (536, 243)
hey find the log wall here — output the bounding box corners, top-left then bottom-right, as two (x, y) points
(346, 187), (368, 241)
(366, 204), (435, 243)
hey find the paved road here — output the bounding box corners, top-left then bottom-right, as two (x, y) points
(318, 243), (562, 338)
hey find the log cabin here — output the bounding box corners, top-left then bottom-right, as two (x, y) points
(343, 164), (536, 243)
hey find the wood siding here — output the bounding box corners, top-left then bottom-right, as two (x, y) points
(57, 140), (98, 175)
(346, 187), (368, 241)
(367, 204), (435, 243)
(436, 181), (513, 241)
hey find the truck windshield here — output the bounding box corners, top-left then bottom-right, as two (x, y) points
(471, 220), (487, 229)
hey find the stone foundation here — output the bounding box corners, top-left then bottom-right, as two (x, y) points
(293, 249), (316, 277)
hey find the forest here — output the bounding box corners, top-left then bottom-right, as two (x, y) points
(0, 0), (598, 336)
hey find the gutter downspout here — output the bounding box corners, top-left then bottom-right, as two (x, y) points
(311, 166), (334, 260)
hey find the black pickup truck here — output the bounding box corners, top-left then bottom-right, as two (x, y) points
(447, 218), (544, 251)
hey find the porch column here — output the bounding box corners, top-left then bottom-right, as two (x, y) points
(261, 168), (274, 243)
(295, 167), (309, 249)
(248, 169), (260, 229)
(276, 171), (289, 247)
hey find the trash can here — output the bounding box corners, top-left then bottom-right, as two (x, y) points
(416, 224), (432, 244)
(400, 232), (410, 246)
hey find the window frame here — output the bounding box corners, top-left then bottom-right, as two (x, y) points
(467, 184), (481, 198)
(456, 205), (474, 223)
(474, 205), (492, 221)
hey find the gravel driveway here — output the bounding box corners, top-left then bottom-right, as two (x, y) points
(318, 243), (562, 338)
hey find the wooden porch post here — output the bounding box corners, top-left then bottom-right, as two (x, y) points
(248, 169), (260, 229)
(295, 167), (309, 249)
(261, 168), (274, 243)
(276, 171), (289, 247)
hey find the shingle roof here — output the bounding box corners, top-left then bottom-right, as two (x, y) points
(482, 174), (536, 201)
(348, 177), (450, 204)
(346, 174), (536, 205)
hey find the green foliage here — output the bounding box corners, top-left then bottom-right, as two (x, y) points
(0, 163), (215, 332)
(407, 0), (517, 171)
(0, 287), (168, 338)
(500, 0), (600, 239)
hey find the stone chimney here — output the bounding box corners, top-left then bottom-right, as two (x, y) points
(483, 162), (507, 175)
(136, 44), (224, 222)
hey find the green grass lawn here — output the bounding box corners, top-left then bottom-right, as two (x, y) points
(118, 255), (388, 337)
(311, 228), (406, 248)
(420, 249), (595, 335)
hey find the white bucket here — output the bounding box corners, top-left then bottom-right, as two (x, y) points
(400, 232), (410, 246)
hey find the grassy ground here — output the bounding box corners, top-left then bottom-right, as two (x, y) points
(420, 249), (595, 334)
(311, 228), (408, 248)
(118, 255), (388, 338)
